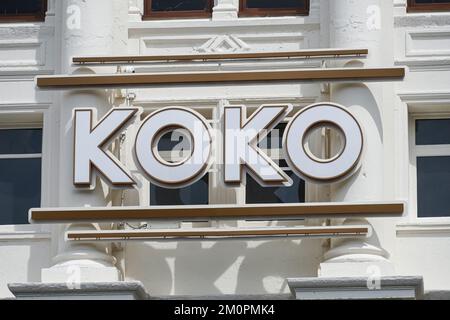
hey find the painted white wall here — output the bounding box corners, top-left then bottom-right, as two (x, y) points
(1, 0), (450, 297)
(0, 238), (51, 298)
(124, 239), (323, 295)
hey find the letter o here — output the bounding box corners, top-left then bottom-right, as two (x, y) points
(283, 103), (363, 183)
(135, 107), (212, 188)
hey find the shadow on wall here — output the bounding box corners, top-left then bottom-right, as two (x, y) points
(124, 238), (323, 296)
(332, 82), (383, 143)
(331, 82), (384, 202)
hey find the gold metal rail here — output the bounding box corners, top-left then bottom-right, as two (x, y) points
(36, 67), (405, 89)
(66, 226), (370, 242)
(72, 49), (369, 65)
(30, 202), (404, 224)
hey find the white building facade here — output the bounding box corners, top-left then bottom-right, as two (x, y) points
(0, 0), (450, 300)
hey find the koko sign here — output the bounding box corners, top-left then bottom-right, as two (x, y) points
(73, 103), (364, 189)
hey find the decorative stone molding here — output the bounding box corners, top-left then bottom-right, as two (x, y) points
(0, 40), (46, 68)
(288, 276), (424, 300)
(397, 91), (450, 111)
(395, 58), (450, 72)
(425, 291), (450, 300)
(8, 282), (149, 300)
(406, 30), (450, 57)
(195, 35), (250, 53)
(395, 13), (450, 28)
(395, 29), (450, 71)
(397, 223), (450, 237)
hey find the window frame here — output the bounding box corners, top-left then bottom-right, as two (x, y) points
(0, 0), (47, 23)
(0, 127), (43, 226)
(407, 0), (450, 13)
(143, 0), (214, 20)
(409, 114), (450, 221)
(239, 0), (310, 17)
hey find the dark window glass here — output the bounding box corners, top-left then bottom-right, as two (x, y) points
(258, 123), (286, 150)
(246, 172), (305, 204)
(151, 128), (207, 206)
(0, 158), (41, 225)
(246, 0), (307, 9)
(0, 0), (41, 14)
(417, 156), (450, 218)
(157, 130), (190, 152)
(144, 0), (213, 19)
(0, 0), (46, 21)
(0, 129), (43, 155)
(408, 0), (450, 12)
(152, 0), (209, 11)
(416, 119), (450, 145)
(277, 159), (289, 168)
(150, 175), (209, 206)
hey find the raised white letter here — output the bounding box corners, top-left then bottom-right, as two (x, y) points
(284, 103), (363, 183)
(74, 108), (139, 188)
(224, 105), (292, 186)
(135, 107), (212, 188)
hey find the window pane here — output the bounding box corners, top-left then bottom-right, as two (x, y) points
(417, 156), (450, 218)
(150, 175), (209, 206)
(258, 123), (286, 150)
(415, 0), (450, 3)
(0, 0), (43, 15)
(416, 119), (450, 145)
(0, 158), (41, 225)
(157, 129), (191, 152)
(0, 129), (42, 155)
(152, 0), (209, 12)
(245, 0), (307, 9)
(246, 172), (305, 204)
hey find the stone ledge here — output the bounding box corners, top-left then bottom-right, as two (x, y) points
(424, 291), (450, 300)
(151, 294), (293, 300)
(8, 281), (149, 300)
(287, 276), (424, 300)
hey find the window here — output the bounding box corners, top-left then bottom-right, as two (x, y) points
(246, 170), (305, 204)
(0, 0), (47, 22)
(239, 0), (309, 17)
(149, 126), (210, 206)
(246, 123), (306, 204)
(407, 0), (450, 12)
(412, 118), (450, 218)
(151, 176), (209, 205)
(143, 0), (213, 19)
(0, 129), (42, 225)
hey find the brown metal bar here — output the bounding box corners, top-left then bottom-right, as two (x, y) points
(36, 68), (405, 89)
(407, 0), (450, 12)
(239, 0), (310, 17)
(30, 202), (404, 224)
(72, 49), (368, 64)
(66, 226), (369, 241)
